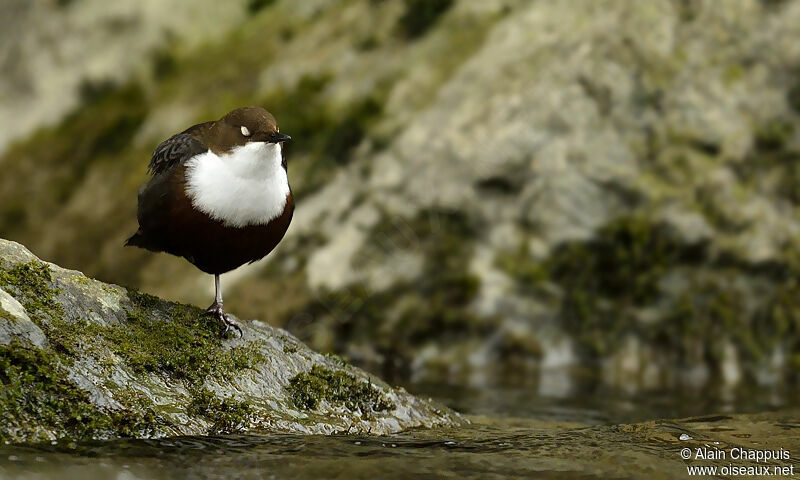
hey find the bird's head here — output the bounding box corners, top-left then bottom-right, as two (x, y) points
(215, 106), (291, 151)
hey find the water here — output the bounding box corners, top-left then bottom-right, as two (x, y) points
(2, 383), (799, 479)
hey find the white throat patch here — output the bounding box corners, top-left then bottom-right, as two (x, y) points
(184, 142), (289, 228)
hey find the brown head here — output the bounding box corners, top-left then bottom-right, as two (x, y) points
(208, 106), (291, 153)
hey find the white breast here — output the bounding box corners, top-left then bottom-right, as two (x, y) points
(184, 142), (290, 228)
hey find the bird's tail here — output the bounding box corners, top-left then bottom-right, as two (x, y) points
(125, 231), (166, 253)
(124, 231), (145, 248)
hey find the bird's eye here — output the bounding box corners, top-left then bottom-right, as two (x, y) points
(241, 126), (251, 136)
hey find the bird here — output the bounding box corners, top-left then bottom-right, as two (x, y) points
(125, 106), (293, 337)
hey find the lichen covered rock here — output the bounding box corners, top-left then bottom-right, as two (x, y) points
(0, 239), (463, 443)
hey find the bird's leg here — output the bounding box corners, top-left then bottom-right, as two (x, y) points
(205, 274), (243, 338)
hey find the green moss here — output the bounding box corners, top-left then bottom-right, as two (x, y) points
(774, 157), (800, 205)
(154, 14), (280, 110)
(323, 97), (383, 163)
(397, 0), (454, 39)
(760, 280), (800, 373)
(294, 209), (491, 377)
(0, 273), (269, 441)
(658, 276), (755, 363)
(0, 263), (181, 441)
(188, 387), (252, 434)
(45, 317), (94, 358)
(533, 212), (800, 380)
(551, 216), (702, 306)
(0, 308), (17, 323)
(754, 119), (794, 152)
(108, 388), (164, 438)
(151, 47), (178, 80)
(645, 270), (800, 381)
(0, 280), (269, 441)
(247, 0), (276, 15)
(355, 34), (379, 51)
(0, 342), (104, 442)
(323, 352), (350, 366)
(542, 215), (707, 356)
(0, 261), (63, 325)
(722, 63), (744, 86)
(287, 365), (393, 412)
(760, 0), (791, 8)
(495, 244), (548, 289)
(0, 342), (164, 442)
(789, 73), (800, 114)
(53, 83), (146, 189)
(695, 186), (748, 232)
(735, 117), (800, 205)
(95, 289), (267, 384)
(790, 353), (800, 373)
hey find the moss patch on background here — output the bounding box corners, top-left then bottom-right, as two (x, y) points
(247, 0), (277, 15)
(397, 0), (454, 39)
(292, 209), (491, 378)
(495, 245), (549, 291)
(749, 119), (800, 205)
(496, 216), (708, 357)
(287, 365), (394, 413)
(497, 214), (800, 380)
(549, 216), (706, 306)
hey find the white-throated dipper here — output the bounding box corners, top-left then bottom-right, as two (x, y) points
(125, 107), (293, 336)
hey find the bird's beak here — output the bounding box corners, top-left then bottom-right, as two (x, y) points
(270, 132), (292, 143)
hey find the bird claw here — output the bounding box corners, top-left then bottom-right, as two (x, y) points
(222, 318), (243, 338)
(205, 302), (243, 338)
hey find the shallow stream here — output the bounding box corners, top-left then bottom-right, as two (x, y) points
(2, 382), (798, 479)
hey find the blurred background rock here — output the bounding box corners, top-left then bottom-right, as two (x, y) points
(2, 0), (799, 395)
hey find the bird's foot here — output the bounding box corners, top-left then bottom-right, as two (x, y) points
(205, 302), (243, 338)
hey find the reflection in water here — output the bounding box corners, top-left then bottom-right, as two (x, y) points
(1, 383), (799, 480)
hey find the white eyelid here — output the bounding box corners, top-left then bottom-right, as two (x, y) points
(241, 126), (251, 136)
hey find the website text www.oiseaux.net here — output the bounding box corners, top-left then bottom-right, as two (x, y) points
(682, 447), (794, 477)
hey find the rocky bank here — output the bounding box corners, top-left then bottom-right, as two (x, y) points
(0, 239), (462, 443)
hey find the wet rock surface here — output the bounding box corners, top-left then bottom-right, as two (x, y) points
(0, 239), (463, 443)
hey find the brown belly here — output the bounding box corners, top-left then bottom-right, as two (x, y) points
(178, 201), (294, 274)
(133, 169), (294, 274)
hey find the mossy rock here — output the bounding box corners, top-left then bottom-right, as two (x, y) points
(287, 365), (394, 413)
(397, 0), (455, 39)
(498, 214), (800, 383)
(0, 239), (464, 443)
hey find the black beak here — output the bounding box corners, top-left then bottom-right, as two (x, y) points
(270, 132), (292, 143)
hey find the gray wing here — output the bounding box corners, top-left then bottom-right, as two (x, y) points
(147, 133), (207, 176)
